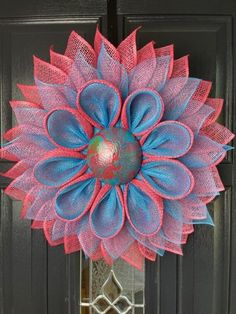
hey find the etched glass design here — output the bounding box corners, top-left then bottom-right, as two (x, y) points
(80, 254), (145, 313)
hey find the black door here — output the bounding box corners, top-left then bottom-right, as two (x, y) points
(0, 1), (235, 313)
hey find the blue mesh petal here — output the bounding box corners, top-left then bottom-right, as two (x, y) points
(78, 81), (120, 128)
(47, 109), (89, 149)
(126, 182), (162, 235)
(97, 43), (128, 100)
(34, 156), (86, 187)
(142, 121), (192, 157)
(91, 187), (124, 238)
(55, 177), (97, 220)
(142, 160), (193, 199)
(124, 90), (163, 135)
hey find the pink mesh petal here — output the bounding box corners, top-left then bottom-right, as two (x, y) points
(178, 80), (212, 120)
(68, 50), (97, 90)
(17, 84), (43, 106)
(97, 43), (128, 98)
(162, 78), (201, 120)
(33, 56), (69, 85)
(51, 219), (66, 241)
(179, 195), (208, 220)
(18, 83), (74, 111)
(154, 44), (174, 79)
(155, 44), (174, 58)
(50, 48), (73, 74)
(33, 199), (56, 222)
(191, 166), (224, 198)
(90, 245), (103, 261)
(171, 55), (189, 78)
(64, 235), (81, 254)
(64, 219), (81, 237)
(148, 56), (173, 91)
(11, 101), (46, 128)
(101, 242), (114, 265)
(161, 212), (184, 244)
(31, 220), (44, 229)
(124, 179), (163, 236)
(121, 242), (144, 271)
(117, 28), (140, 72)
(94, 26), (120, 61)
(128, 58), (157, 93)
(149, 233), (183, 255)
(180, 135), (227, 168)
(138, 243), (157, 261)
(203, 98), (224, 126)
(201, 122), (235, 145)
(34, 82), (76, 110)
(65, 30), (96, 66)
(79, 216), (101, 256)
(137, 41), (155, 63)
(192, 80), (212, 103)
(182, 224), (194, 234)
(23, 185), (57, 219)
(4, 169), (37, 201)
(43, 220), (64, 246)
(10, 100), (41, 109)
(103, 225), (134, 259)
(1, 126), (54, 161)
(179, 104), (214, 134)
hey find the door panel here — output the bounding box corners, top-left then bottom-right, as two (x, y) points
(0, 8), (107, 314)
(117, 3), (236, 314)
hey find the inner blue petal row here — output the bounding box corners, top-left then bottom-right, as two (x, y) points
(91, 187), (123, 238)
(142, 121), (192, 157)
(55, 177), (96, 220)
(78, 81), (120, 128)
(47, 109), (89, 149)
(34, 156), (86, 186)
(125, 89), (163, 134)
(142, 161), (193, 199)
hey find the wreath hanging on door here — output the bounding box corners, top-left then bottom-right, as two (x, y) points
(1, 27), (234, 270)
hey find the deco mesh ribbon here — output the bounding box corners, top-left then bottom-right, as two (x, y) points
(1, 27), (234, 270)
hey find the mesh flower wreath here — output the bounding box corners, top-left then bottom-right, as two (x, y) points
(1, 27), (235, 270)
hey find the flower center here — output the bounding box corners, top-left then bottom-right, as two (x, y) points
(87, 127), (142, 185)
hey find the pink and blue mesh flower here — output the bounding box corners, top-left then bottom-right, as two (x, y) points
(1, 27), (234, 270)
